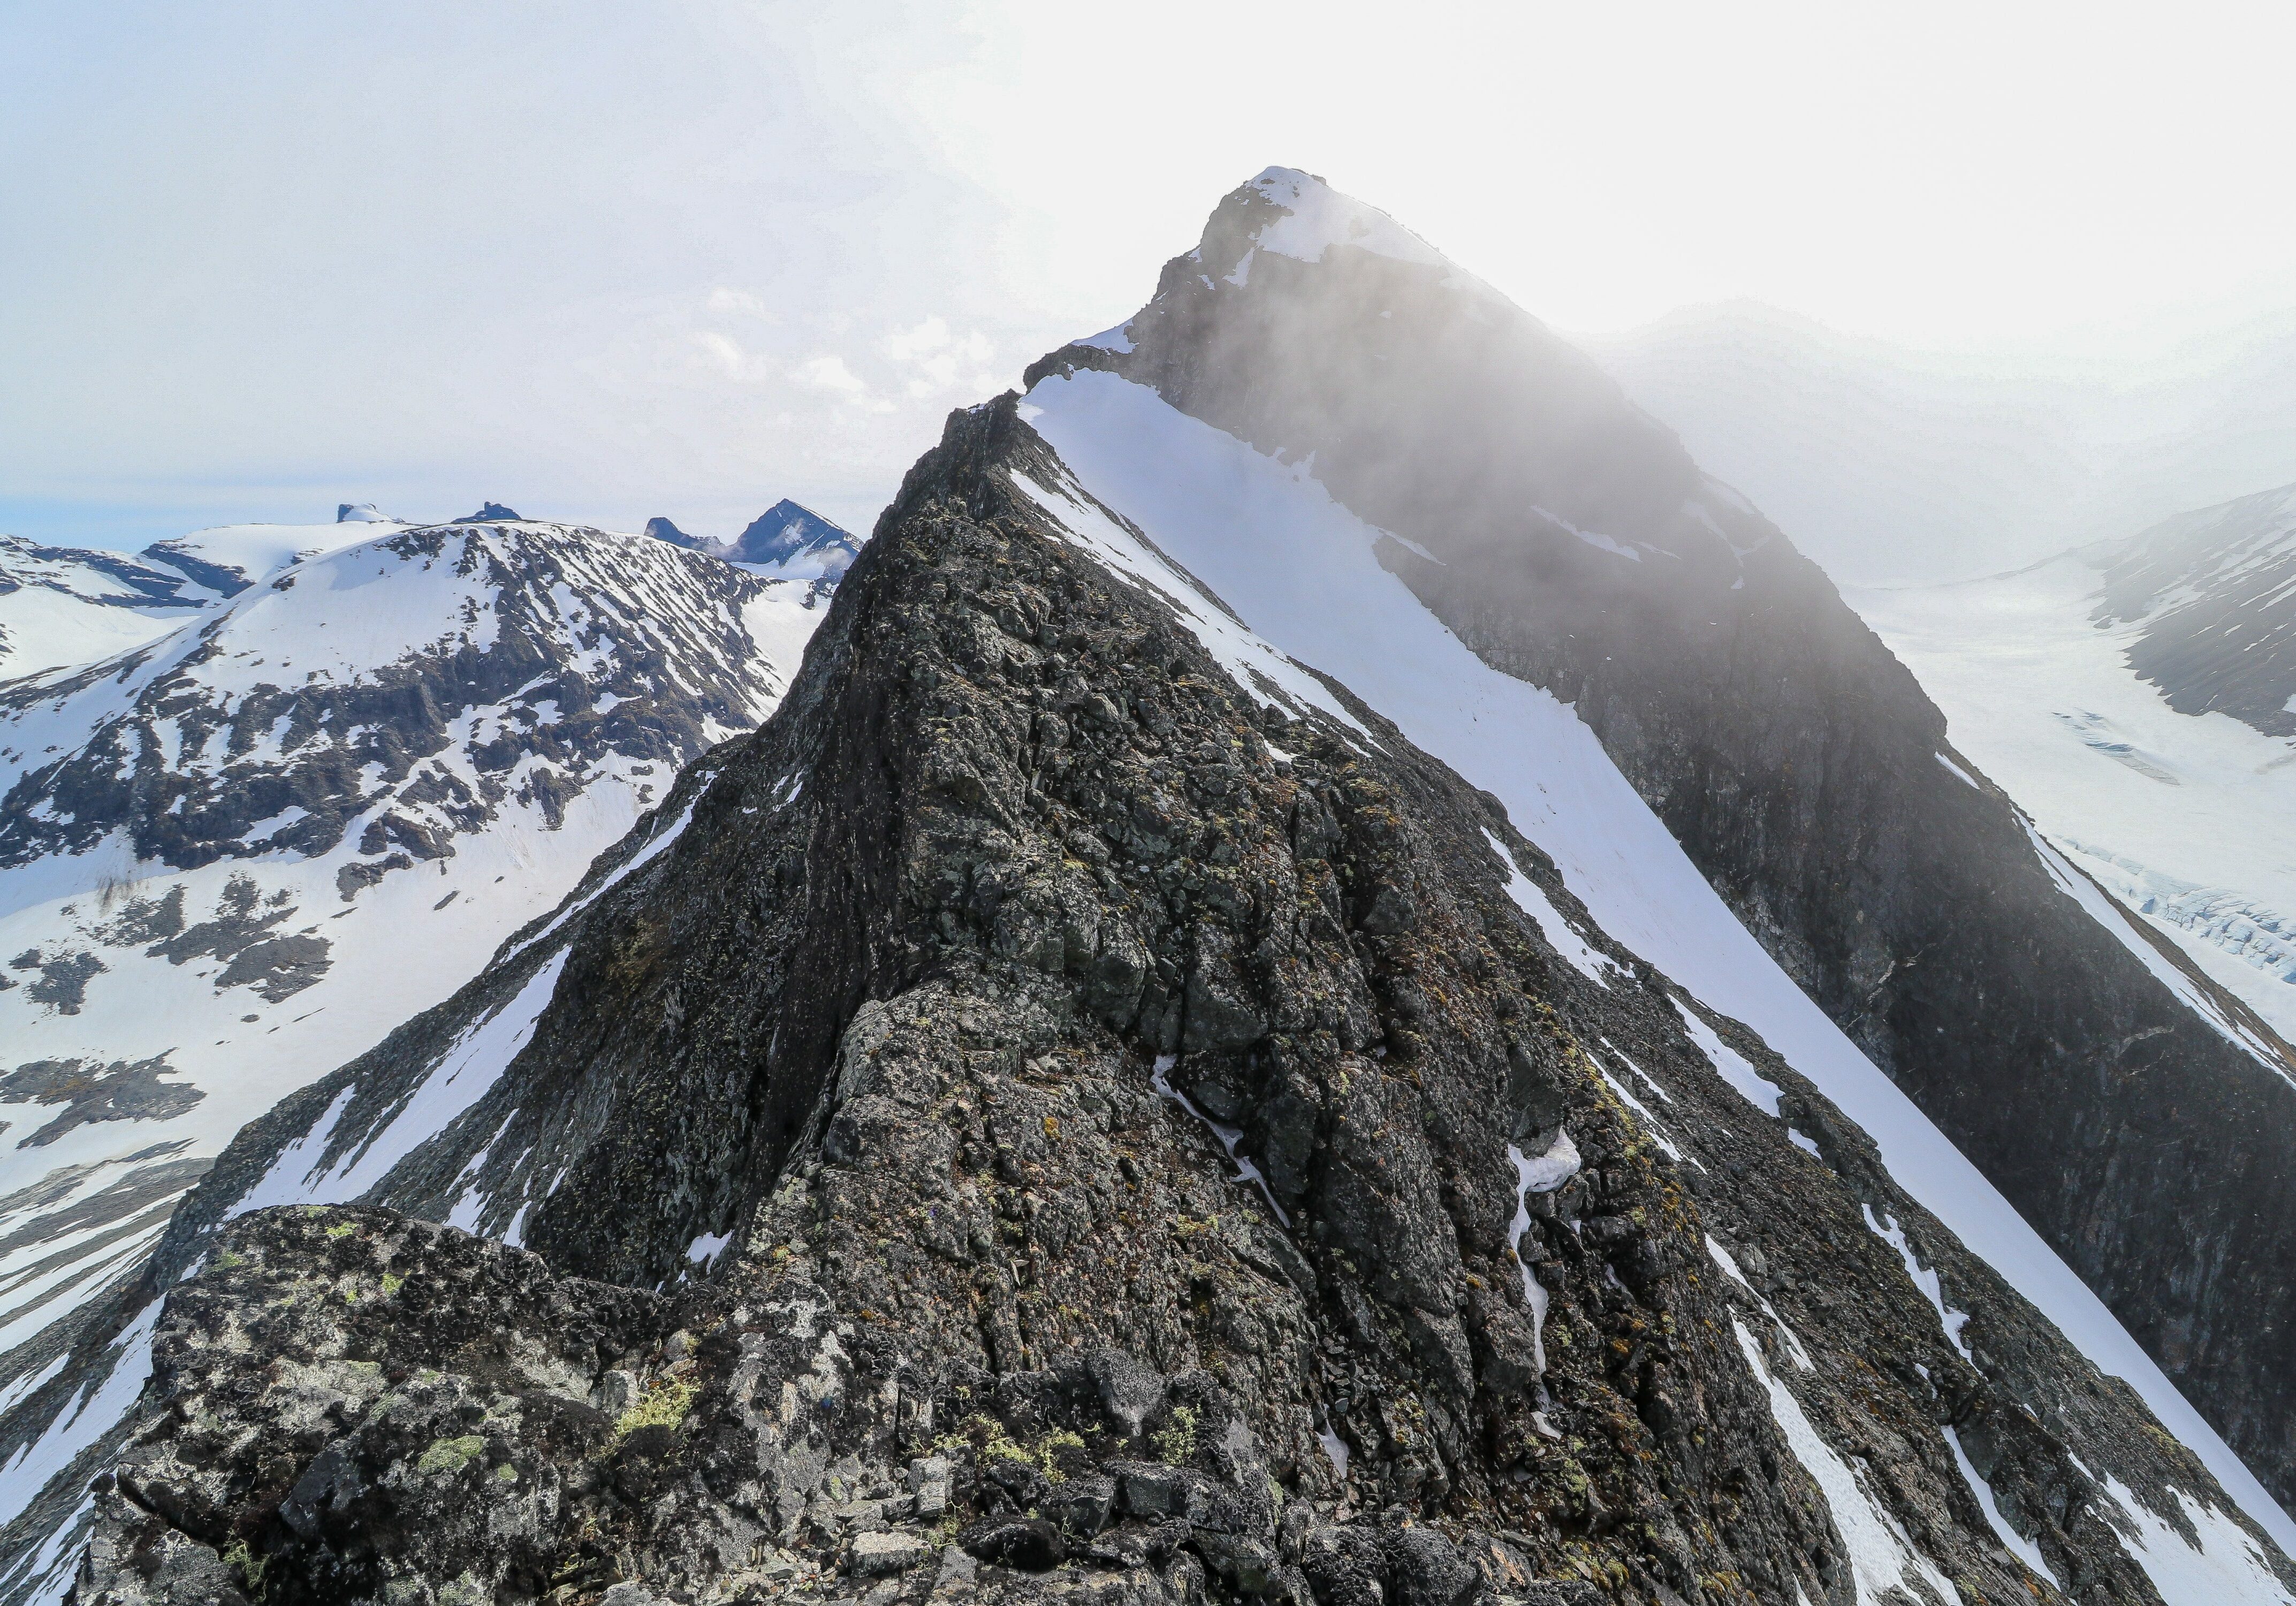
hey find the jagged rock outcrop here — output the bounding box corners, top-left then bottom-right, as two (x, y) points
(44, 400), (2292, 1606)
(1023, 168), (2296, 1508)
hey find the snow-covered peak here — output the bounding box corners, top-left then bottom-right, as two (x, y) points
(336, 502), (390, 523)
(1028, 167), (1751, 584)
(1241, 166), (1449, 272)
(141, 520), (393, 599)
(721, 498), (862, 582)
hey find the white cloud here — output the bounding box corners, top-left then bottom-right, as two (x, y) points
(879, 315), (954, 362)
(793, 354), (895, 413)
(696, 330), (749, 376)
(880, 316), (997, 397)
(707, 286), (771, 317)
(797, 354), (869, 395)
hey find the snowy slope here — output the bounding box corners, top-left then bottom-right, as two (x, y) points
(0, 540), (201, 681)
(1853, 498), (2296, 1047)
(0, 519), (831, 1482)
(1017, 365), (2296, 1578)
(136, 518), (398, 601)
(0, 512), (419, 683)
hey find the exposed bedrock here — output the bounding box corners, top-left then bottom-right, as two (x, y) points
(62, 401), (2284, 1606)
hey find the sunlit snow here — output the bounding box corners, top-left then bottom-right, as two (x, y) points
(1020, 365), (2296, 1556)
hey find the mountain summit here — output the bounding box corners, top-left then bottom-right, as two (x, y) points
(643, 514), (709, 549)
(7, 171), (2294, 1606)
(723, 498), (861, 579)
(1027, 166), (2296, 1518)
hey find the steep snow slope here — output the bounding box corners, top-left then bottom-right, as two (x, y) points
(0, 541), (201, 681)
(0, 519), (831, 1511)
(1029, 167), (2296, 1513)
(1018, 366), (2296, 1560)
(1855, 551), (2296, 1045)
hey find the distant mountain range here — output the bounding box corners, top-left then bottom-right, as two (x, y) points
(1586, 301), (2296, 586)
(0, 500), (858, 687)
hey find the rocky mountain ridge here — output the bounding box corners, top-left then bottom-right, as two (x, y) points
(5, 169), (2292, 1606)
(19, 394), (2293, 1606)
(1024, 167), (2296, 1512)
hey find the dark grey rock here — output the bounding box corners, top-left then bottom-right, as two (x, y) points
(963, 1518), (1066, 1571)
(37, 362), (2293, 1606)
(1089, 1349), (1168, 1438)
(1034, 166), (2296, 1511)
(0, 1055), (201, 1145)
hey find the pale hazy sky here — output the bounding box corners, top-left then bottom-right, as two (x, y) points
(6, 1), (2295, 552)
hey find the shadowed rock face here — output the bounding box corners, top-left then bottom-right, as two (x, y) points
(1027, 170), (2296, 1507)
(2091, 483), (2296, 738)
(727, 500), (862, 576)
(47, 400), (2290, 1606)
